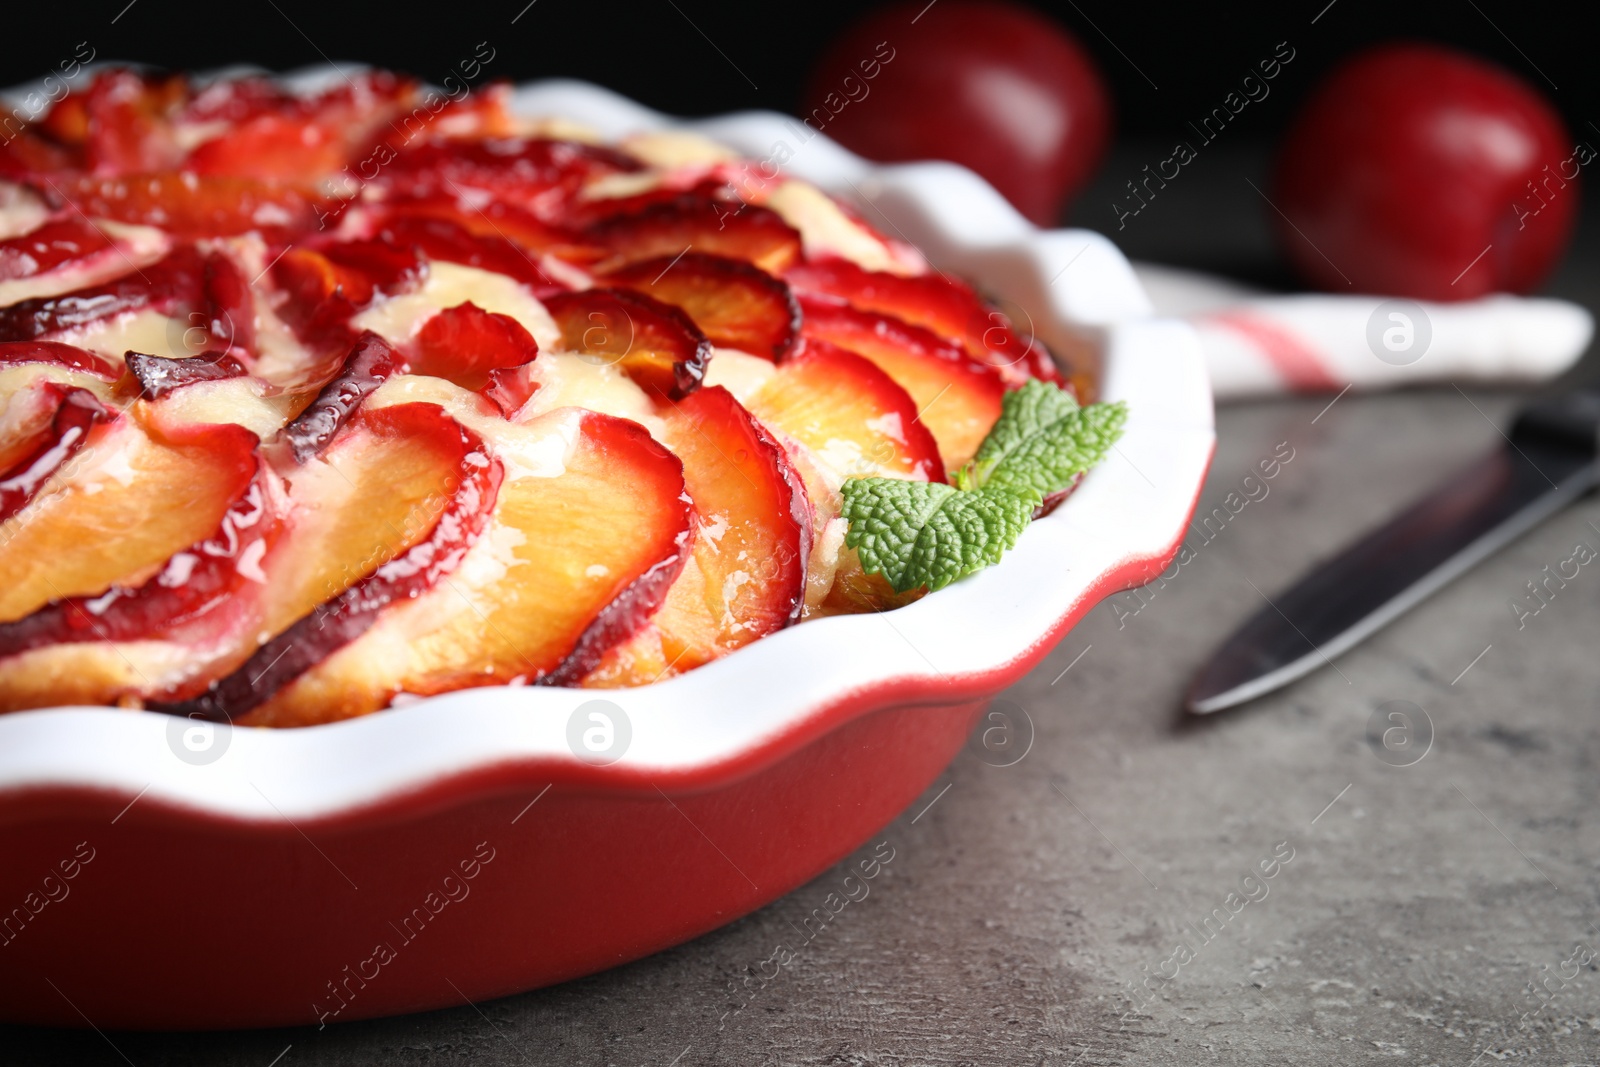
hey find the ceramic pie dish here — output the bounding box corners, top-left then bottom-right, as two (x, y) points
(0, 69), (1213, 1029)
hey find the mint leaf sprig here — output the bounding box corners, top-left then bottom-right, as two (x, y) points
(839, 381), (1126, 593)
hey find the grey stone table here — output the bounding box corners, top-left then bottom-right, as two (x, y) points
(8, 142), (1600, 1065)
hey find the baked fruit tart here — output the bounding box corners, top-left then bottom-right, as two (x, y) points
(0, 69), (1122, 726)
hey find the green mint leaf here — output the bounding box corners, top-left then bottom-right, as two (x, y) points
(841, 381), (1128, 594)
(969, 378), (1082, 485)
(978, 386), (1127, 500)
(839, 478), (1034, 593)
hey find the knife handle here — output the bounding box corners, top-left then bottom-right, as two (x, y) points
(1511, 387), (1600, 457)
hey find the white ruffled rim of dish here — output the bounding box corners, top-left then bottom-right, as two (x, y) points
(0, 68), (1214, 822)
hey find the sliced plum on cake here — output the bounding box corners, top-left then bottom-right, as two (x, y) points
(795, 294), (1005, 471)
(278, 331), (407, 462)
(0, 244), (259, 367)
(0, 413), (261, 703)
(732, 340), (949, 615)
(0, 368), (114, 498)
(410, 301), (541, 392)
(785, 258), (1063, 386)
(14, 69), (420, 240)
(584, 197), (802, 275)
(0, 67), (1111, 719)
(0, 397), (499, 709)
(212, 404), (692, 725)
(271, 240), (428, 325)
(0, 341), (205, 527)
(41, 174), (334, 241)
(602, 252), (800, 361)
(0, 342), (122, 451)
(370, 196), (603, 268)
(0, 402), (266, 621)
(583, 385), (811, 687)
(0, 448), (283, 708)
(0, 333), (492, 710)
(373, 216), (569, 297)
(0, 217), (166, 302)
(374, 136), (642, 217)
(0, 384), (113, 524)
(269, 240), (429, 369)
(742, 339), (945, 485)
(0, 341), (122, 384)
(275, 301), (542, 417)
(180, 74), (420, 182)
(542, 288), (711, 399)
(124, 350), (250, 399)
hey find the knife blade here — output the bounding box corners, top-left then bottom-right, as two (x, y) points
(1186, 388), (1600, 714)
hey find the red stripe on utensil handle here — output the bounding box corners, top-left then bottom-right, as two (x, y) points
(1203, 311), (1341, 392)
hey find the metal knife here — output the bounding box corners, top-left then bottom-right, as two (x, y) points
(1186, 388), (1600, 714)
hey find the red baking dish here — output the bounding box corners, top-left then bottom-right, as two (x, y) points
(0, 73), (1213, 1029)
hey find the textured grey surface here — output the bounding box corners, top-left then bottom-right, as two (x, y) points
(7, 141), (1600, 1065)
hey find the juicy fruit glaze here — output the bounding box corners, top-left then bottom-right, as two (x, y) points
(0, 69), (1073, 725)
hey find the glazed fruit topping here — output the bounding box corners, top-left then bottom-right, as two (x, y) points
(0, 217), (115, 282)
(164, 403), (502, 721)
(603, 252), (800, 360)
(0, 66), (1104, 722)
(0, 392), (481, 713)
(537, 415), (696, 687)
(16, 68), (420, 206)
(177, 74), (313, 126)
(281, 332), (403, 463)
(542, 288), (710, 398)
(375, 195), (600, 264)
(244, 395), (490, 671)
(125, 350), (249, 399)
(185, 114), (347, 181)
(270, 242), (426, 356)
(585, 385), (810, 685)
(785, 258), (1059, 386)
(0, 461), (279, 661)
(0, 244), (213, 343)
(0, 341), (121, 381)
(0, 418), (260, 625)
(46, 173), (336, 240)
(411, 301), (540, 390)
(745, 338), (946, 484)
(586, 196), (803, 275)
(796, 293), (1005, 470)
(375, 137), (641, 213)
(233, 408), (691, 724)
(80, 70), (188, 174)
(0, 385), (110, 524)
(375, 215), (564, 295)
(320, 239), (429, 294)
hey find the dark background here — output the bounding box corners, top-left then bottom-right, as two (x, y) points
(6, 0), (1594, 291)
(2, 0), (1592, 186)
